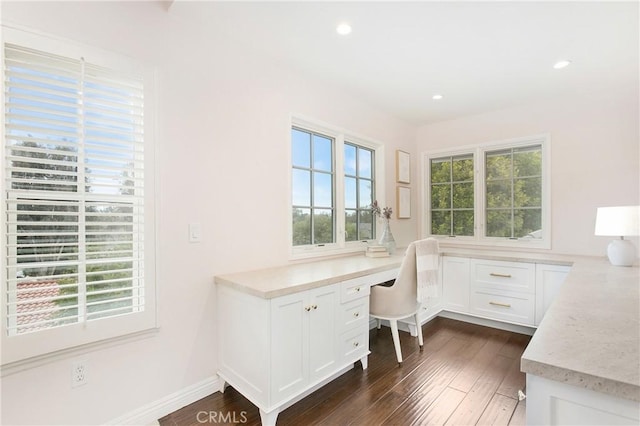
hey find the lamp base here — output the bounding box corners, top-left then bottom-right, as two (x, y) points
(607, 239), (637, 267)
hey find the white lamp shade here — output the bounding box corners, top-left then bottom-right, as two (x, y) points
(595, 206), (640, 237)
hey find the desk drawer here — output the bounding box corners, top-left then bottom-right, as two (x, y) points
(340, 277), (370, 303)
(471, 259), (535, 294)
(470, 289), (535, 325)
(340, 298), (369, 332)
(340, 269), (398, 303)
(339, 328), (369, 361)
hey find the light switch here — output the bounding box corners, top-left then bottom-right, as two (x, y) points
(189, 223), (202, 243)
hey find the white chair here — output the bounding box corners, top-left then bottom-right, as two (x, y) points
(369, 238), (439, 365)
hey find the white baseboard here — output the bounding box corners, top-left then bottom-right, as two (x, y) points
(105, 376), (219, 425)
(370, 310), (535, 337)
(438, 311), (535, 335)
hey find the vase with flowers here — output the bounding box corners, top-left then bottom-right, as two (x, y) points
(371, 200), (396, 254)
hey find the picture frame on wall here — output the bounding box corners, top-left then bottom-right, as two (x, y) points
(397, 186), (411, 219)
(396, 150), (410, 184)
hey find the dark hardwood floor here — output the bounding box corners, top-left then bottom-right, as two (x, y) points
(159, 317), (530, 426)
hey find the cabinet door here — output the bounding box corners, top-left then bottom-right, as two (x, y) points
(442, 256), (470, 313)
(270, 284), (339, 403)
(270, 291), (309, 403)
(308, 285), (339, 382)
(535, 264), (570, 325)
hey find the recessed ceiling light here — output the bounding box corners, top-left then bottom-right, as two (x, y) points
(336, 23), (352, 35)
(432, 94), (443, 100)
(553, 60), (572, 69)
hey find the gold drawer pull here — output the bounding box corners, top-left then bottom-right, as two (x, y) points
(354, 312), (360, 318)
(489, 301), (512, 308)
(490, 272), (512, 278)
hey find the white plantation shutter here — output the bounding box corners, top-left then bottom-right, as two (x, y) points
(2, 28), (156, 364)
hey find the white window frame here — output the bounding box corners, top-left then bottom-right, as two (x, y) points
(290, 115), (385, 259)
(423, 134), (551, 250)
(1, 25), (158, 367)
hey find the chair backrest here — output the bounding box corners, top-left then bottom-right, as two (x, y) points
(379, 242), (419, 315)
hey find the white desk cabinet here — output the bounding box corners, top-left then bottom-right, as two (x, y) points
(440, 255), (569, 329)
(216, 266), (397, 426)
(469, 259), (536, 326)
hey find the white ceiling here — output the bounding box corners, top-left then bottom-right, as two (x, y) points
(168, 1), (639, 126)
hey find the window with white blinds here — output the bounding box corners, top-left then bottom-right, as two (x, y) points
(2, 28), (156, 364)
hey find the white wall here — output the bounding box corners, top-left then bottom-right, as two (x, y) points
(416, 88), (640, 256)
(0, 2), (417, 425)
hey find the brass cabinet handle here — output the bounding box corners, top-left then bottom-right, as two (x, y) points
(489, 301), (512, 308)
(489, 272), (512, 278)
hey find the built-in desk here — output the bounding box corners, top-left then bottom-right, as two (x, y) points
(215, 250), (640, 426)
(214, 253), (403, 426)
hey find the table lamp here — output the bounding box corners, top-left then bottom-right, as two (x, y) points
(594, 206), (640, 266)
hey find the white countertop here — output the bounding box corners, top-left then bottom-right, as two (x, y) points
(214, 247), (577, 299)
(214, 253), (403, 299)
(521, 257), (640, 402)
(439, 246), (576, 265)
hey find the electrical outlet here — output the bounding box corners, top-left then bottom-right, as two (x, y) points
(71, 361), (88, 388)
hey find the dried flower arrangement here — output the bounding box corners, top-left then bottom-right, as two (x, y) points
(371, 200), (392, 220)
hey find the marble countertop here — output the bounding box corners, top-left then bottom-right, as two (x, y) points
(214, 253), (403, 299)
(214, 247), (579, 299)
(438, 246), (577, 266)
(521, 257), (640, 402)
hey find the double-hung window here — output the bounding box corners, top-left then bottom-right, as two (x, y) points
(425, 135), (549, 248)
(291, 116), (383, 257)
(2, 27), (157, 365)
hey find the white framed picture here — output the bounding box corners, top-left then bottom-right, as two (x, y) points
(396, 150), (410, 184)
(397, 186), (411, 219)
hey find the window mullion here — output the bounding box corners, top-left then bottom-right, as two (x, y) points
(475, 150), (481, 240)
(77, 58), (87, 324)
(335, 135), (345, 246)
(449, 156), (454, 236)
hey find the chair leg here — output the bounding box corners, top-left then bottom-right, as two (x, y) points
(415, 313), (424, 351)
(376, 318), (381, 330)
(390, 319), (403, 365)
